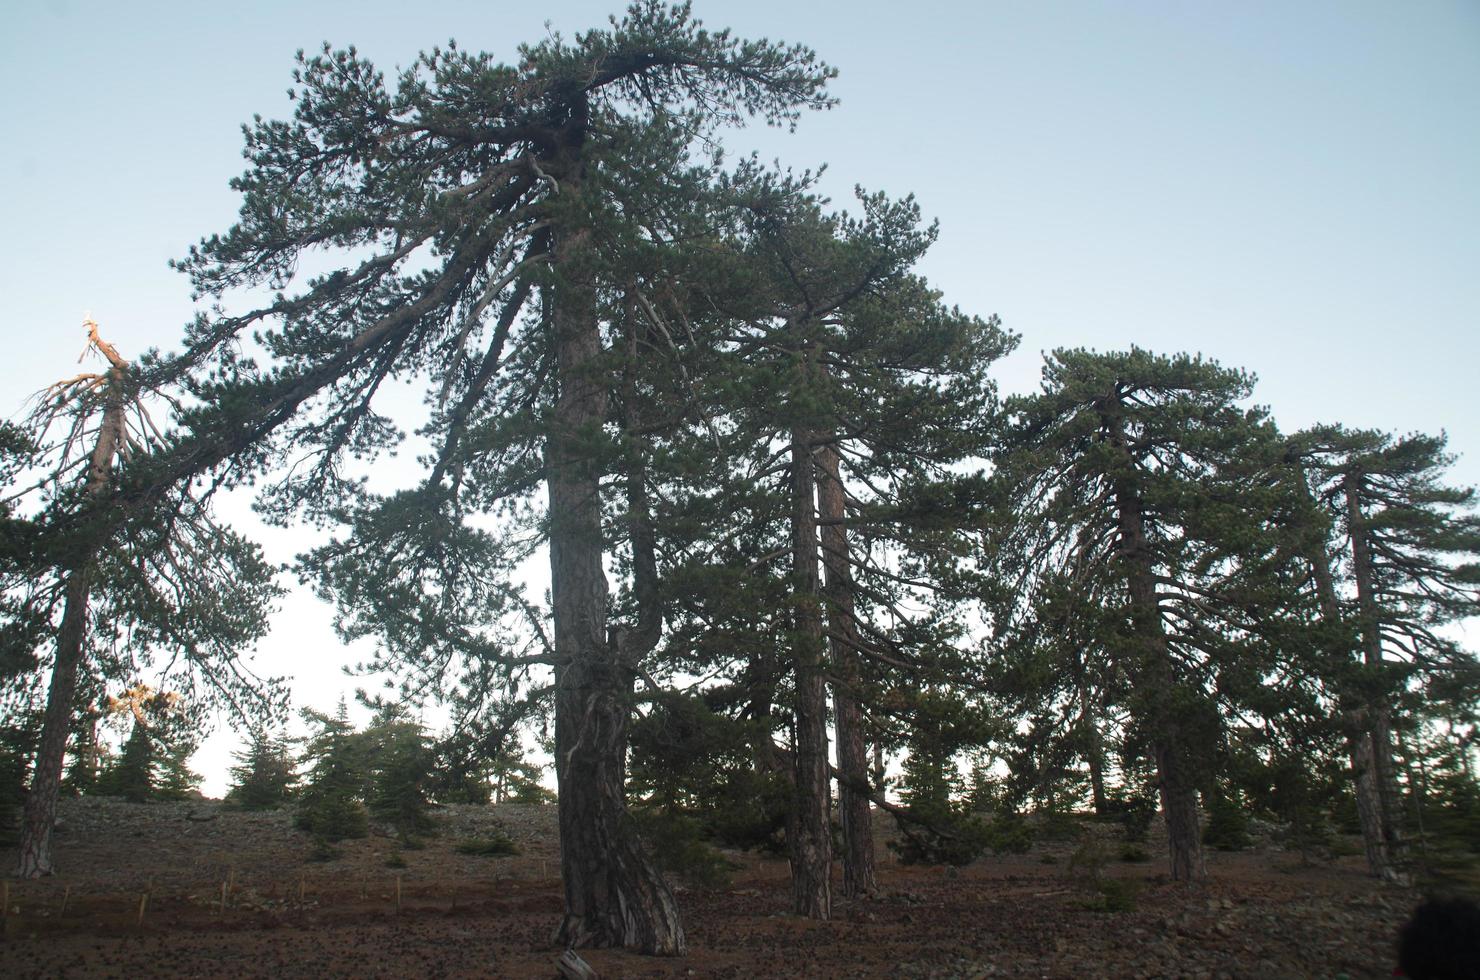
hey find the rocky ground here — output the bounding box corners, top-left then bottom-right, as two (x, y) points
(0, 797), (1436, 978)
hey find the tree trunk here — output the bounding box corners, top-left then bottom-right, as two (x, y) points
(1291, 452), (1394, 879)
(1345, 475), (1406, 873)
(16, 355), (127, 879)
(1073, 647), (1109, 817)
(1085, 720), (1109, 818)
(788, 423), (832, 919)
(1350, 724), (1394, 877)
(816, 441), (876, 898)
(15, 571), (90, 878)
(1107, 414), (1205, 882)
(545, 148), (683, 954)
(1154, 736), (1205, 882)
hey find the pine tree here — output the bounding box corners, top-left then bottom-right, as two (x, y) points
(1287, 426), (1480, 877)
(5, 319), (284, 876)
(97, 722), (155, 803)
(642, 184), (1012, 913)
(0, 711), (39, 846)
(93, 685), (201, 803)
(165, 4), (834, 952)
(984, 348), (1311, 881)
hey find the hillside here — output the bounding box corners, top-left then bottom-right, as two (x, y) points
(0, 796), (1422, 978)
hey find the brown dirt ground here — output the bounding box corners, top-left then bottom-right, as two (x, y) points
(0, 797), (1426, 978)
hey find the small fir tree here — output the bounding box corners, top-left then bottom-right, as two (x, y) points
(227, 730), (298, 810)
(296, 706), (369, 842)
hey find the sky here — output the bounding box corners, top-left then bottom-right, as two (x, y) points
(2, 1), (1477, 794)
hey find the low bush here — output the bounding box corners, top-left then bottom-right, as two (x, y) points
(633, 809), (739, 890)
(1083, 877), (1141, 913)
(1203, 793), (1252, 852)
(296, 791), (368, 842)
(1119, 844), (1151, 863)
(455, 833), (519, 857)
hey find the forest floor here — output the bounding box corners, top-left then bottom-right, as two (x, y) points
(0, 796), (1443, 979)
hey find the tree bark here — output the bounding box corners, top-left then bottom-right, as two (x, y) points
(16, 571), (90, 878)
(1106, 413), (1205, 883)
(545, 142), (683, 954)
(816, 441), (876, 898)
(1344, 474), (1406, 873)
(1072, 646), (1109, 817)
(16, 349), (127, 879)
(788, 422), (832, 919)
(1083, 715), (1109, 818)
(1298, 479), (1394, 880)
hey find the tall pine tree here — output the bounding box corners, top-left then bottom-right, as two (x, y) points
(166, 4), (834, 951)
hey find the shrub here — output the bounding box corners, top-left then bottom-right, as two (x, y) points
(296, 789), (369, 842)
(1067, 834), (1110, 879)
(1068, 831), (1140, 911)
(1034, 807), (1082, 842)
(307, 837), (342, 862)
(984, 810), (1036, 855)
(1083, 877), (1140, 913)
(1203, 792), (1252, 851)
(0, 719), (35, 847)
(455, 833), (519, 857)
(1120, 844), (1151, 863)
(1105, 789), (1159, 843)
(890, 809), (998, 866)
(633, 809), (739, 890)
(703, 769), (790, 853)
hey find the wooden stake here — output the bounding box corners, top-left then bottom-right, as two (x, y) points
(219, 880), (228, 916)
(60, 885), (70, 917)
(541, 859), (548, 880)
(136, 891), (149, 928)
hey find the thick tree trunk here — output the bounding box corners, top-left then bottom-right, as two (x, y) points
(788, 424), (832, 919)
(15, 571), (90, 878)
(1107, 415), (1205, 882)
(545, 165), (683, 953)
(1154, 736), (1205, 882)
(1350, 723), (1394, 878)
(816, 442), (876, 898)
(1345, 476), (1406, 873)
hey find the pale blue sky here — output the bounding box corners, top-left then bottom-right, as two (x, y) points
(3, 1), (1477, 789)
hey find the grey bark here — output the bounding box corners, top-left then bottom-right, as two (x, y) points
(817, 441), (877, 898)
(545, 137), (683, 954)
(1343, 473), (1406, 874)
(788, 421), (832, 919)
